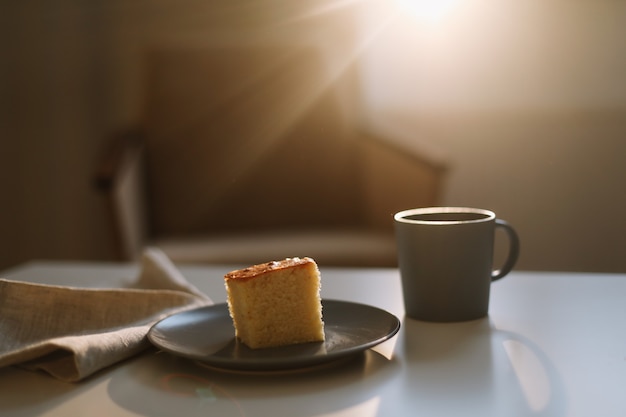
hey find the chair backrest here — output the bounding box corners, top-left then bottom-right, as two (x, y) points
(141, 46), (363, 237)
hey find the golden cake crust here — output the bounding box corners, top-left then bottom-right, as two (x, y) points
(224, 257), (315, 282)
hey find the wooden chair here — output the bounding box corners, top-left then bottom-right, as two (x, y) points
(94, 46), (447, 267)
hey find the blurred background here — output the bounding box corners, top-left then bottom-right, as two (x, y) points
(1, 0), (625, 272)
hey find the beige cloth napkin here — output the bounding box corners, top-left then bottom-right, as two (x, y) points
(0, 248), (212, 382)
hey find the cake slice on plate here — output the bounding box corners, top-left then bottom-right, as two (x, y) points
(224, 257), (325, 349)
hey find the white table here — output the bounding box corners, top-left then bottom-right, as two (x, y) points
(1, 261), (625, 417)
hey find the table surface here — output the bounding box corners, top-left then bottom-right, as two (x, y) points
(1, 261), (625, 417)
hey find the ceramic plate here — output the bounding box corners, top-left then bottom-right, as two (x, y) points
(148, 300), (401, 371)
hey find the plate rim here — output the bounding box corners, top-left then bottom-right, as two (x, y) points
(148, 299), (401, 371)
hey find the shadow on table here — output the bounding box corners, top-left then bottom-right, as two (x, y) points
(107, 347), (401, 417)
(396, 317), (567, 417)
(0, 365), (95, 415)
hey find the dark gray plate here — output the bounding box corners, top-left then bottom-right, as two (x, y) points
(148, 300), (401, 371)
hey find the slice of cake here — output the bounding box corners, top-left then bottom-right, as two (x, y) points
(224, 257), (325, 349)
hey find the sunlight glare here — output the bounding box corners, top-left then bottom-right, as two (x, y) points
(372, 334), (398, 360)
(397, 0), (460, 24)
(503, 340), (551, 412)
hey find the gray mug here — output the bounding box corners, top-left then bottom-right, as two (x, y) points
(394, 207), (520, 322)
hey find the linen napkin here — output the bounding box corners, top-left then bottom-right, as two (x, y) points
(0, 248), (212, 382)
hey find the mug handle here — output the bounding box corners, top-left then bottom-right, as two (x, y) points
(492, 219), (520, 281)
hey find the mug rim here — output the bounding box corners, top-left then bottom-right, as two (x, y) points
(394, 207), (496, 225)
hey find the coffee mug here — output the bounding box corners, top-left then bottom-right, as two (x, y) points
(394, 207), (520, 322)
